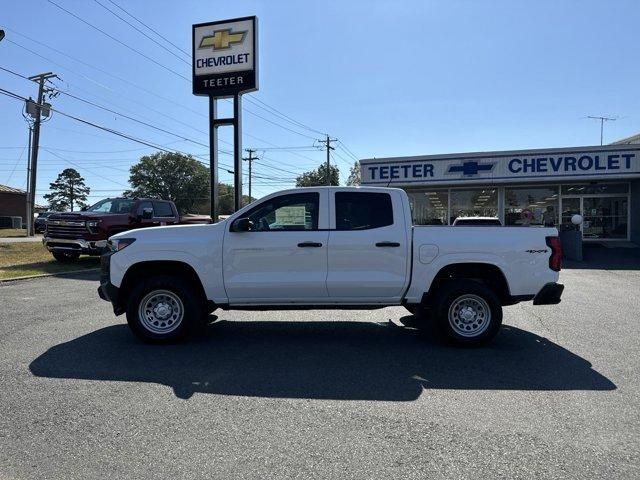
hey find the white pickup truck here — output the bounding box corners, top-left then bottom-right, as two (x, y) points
(98, 187), (563, 345)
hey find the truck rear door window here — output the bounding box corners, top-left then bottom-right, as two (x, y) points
(335, 192), (393, 230)
(153, 201), (175, 218)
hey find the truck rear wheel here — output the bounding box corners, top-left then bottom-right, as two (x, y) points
(432, 280), (502, 346)
(126, 275), (203, 343)
(52, 251), (80, 262)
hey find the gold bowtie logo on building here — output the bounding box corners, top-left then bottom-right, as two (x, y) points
(199, 29), (246, 50)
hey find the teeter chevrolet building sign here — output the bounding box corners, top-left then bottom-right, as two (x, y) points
(361, 145), (640, 242)
(192, 16), (258, 96)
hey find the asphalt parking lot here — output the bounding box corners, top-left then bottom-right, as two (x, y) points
(0, 268), (638, 479)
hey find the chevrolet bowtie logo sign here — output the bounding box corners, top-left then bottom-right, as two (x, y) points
(199, 29), (246, 50)
(448, 161), (495, 176)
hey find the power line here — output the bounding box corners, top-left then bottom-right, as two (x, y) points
(106, 0), (190, 57)
(4, 143), (27, 185)
(41, 147), (129, 187)
(5, 27), (329, 156)
(0, 65), (30, 81)
(0, 86), (235, 171)
(91, 0), (190, 66)
(337, 140), (360, 161)
(1, 64), (238, 159)
(41, 4), (329, 140)
(46, 0), (190, 81)
(57, 89), (214, 150)
(247, 96), (327, 136)
(4, 28), (205, 116)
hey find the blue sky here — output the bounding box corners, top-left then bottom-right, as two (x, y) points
(1, 0), (639, 206)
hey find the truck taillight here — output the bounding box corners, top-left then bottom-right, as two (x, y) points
(546, 236), (562, 272)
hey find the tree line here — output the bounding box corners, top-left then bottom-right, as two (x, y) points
(44, 152), (361, 214)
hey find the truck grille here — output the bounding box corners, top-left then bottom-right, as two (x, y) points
(46, 220), (87, 238)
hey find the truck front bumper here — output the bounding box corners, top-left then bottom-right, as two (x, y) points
(43, 237), (108, 255)
(98, 251), (124, 315)
(533, 282), (564, 305)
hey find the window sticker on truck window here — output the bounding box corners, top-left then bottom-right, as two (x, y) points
(275, 206), (306, 225)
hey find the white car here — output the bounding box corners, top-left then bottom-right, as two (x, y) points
(98, 187), (563, 345)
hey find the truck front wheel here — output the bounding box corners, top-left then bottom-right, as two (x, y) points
(125, 275), (203, 343)
(433, 280), (502, 346)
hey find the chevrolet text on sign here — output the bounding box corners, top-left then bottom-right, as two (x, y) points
(192, 16), (258, 97)
(360, 146), (640, 185)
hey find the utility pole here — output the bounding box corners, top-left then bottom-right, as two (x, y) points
(24, 122), (33, 236)
(26, 72), (57, 235)
(587, 115), (616, 145)
(243, 149), (257, 202)
(318, 135), (338, 185)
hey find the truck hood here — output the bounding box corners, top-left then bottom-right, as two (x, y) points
(109, 221), (225, 242)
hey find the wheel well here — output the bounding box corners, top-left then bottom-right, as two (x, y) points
(118, 261), (208, 311)
(426, 263), (511, 305)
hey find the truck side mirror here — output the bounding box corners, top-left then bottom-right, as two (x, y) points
(231, 217), (254, 232)
(141, 208), (153, 220)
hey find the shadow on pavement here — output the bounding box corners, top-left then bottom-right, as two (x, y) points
(29, 317), (616, 401)
(564, 244), (640, 270)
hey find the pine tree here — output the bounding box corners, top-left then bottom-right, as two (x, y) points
(346, 161), (361, 186)
(44, 168), (90, 212)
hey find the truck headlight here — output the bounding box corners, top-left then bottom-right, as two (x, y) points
(108, 238), (136, 252)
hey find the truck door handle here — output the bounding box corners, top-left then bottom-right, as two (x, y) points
(298, 242), (323, 248)
(375, 241), (400, 247)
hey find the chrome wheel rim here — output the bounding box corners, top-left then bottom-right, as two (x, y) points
(138, 289), (184, 334)
(448, 294), (491, 338)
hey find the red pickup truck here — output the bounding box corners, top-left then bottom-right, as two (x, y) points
(43, 197), (210, 262)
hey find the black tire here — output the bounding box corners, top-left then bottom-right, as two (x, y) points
(432, 280), (502, 346)
(52, 251), (80, 262)
(125, 275), (204, 343)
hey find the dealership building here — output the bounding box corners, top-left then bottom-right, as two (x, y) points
(360, 142), (640, 243)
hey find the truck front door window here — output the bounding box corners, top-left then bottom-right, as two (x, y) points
(245, 193), (319, 231)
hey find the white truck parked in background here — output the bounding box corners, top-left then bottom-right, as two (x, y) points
(98, 187), (564, 345)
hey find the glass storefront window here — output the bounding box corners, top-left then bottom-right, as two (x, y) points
(582, 197), (628, 239)
(505, 187), (559, 227)
(406, 190), (448, 225)
(560, 197), (581, 232)
(562, 183), (629, 195)
(449, 189), (498, 223)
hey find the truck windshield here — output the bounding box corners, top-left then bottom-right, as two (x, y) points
(86, 199), (135, 214)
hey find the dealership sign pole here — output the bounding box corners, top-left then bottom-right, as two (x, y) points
(192, 16), (258, 219)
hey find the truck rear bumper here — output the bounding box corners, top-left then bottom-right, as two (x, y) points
(533, 282), (564, 305)
(43, 237), (107, 255)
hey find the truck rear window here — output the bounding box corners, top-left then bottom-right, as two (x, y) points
(335, 192), (393, 230)
(153, 202), (174, 218)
